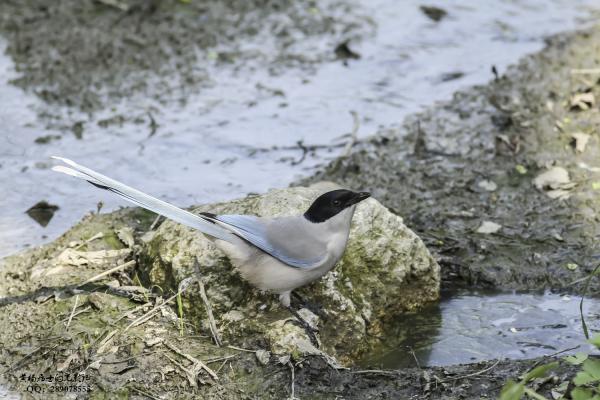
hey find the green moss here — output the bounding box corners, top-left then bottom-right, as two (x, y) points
(103, 230), (125, 250)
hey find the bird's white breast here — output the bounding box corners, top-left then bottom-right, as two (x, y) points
(213, 205), (355, 294)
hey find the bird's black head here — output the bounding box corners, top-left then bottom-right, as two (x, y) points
(304, 189), (371, 223)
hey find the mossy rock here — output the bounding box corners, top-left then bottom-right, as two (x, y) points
(138, 183), (440, 364)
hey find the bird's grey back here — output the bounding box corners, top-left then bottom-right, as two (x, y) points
(214, 214), (329, 269)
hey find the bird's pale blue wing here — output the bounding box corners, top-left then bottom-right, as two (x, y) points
(215, 214), (327, 269)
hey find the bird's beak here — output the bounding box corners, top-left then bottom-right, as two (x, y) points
(348, 191), (371, 206)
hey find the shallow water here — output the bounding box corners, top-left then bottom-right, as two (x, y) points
(1, 0), (599, 257)
(360, 290), (600, 368)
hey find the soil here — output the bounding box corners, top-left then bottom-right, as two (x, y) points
(0, 0), (369, 113)
(2, 0), (600, 398)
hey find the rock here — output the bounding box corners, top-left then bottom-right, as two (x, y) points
(476, 221), (502, 234)
(571, 132), (590, 153)
(25, 200), (59, 227)
(140, 183), (440, 363)
(255, 349), (271, 365)
(419, 5), (447, 22)
(477, 180), (498, 192)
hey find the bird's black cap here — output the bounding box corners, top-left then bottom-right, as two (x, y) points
(304, 189), (370, 223)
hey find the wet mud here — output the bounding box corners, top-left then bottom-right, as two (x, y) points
(306, 28), (600, 295)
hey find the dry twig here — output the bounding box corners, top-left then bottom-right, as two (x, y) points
(77, 260), (136, 287)
(164, 341), (218, 381)
(65, 295), (79, 329)
(341, 111), (360, 158)
(227, 345), (256, 353)
(197, 278), (222, 346)
(125, 289), (186, 331)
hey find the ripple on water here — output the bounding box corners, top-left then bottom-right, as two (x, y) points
(360, 290), (600, 368)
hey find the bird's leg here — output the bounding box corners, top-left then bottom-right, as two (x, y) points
(279, 291), (320, 347)
(291, 292), (327, 319)
(279, 291), (319, 348)
(285, 306), (320, 348)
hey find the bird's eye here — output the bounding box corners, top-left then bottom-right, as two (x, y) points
(333, 200), (341, 206)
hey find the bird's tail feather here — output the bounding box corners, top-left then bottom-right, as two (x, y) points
(51, 156), (236, 243)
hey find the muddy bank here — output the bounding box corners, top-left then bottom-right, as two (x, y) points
(2, 17), (600, 400)
(306, 26), (600, 294)
(0, 0), (369, 113)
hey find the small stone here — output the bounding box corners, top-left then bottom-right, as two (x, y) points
(477, 180), (497, 192)
(476, 221), (502, 234)
(255, 349), (271, 366)
(571, 132), (590, 153)
(25, 201), (59, 227)
(420, 5), (447, 22)
(278, 355), (291, 365)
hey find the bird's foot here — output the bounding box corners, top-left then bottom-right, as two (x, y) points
(291, 292), (327, 320)
(285, 306), (320, 348)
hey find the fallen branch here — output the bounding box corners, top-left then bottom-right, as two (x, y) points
(164, 341), (218, 381)
(288, 361), (298, 400)
(164, 354), (203, 388)
(74, 232), (104, 250)
(351, 369), (398, 376)
(77, 260), (136, 287)
(205, 354), (236, 364)
(432, 359), (500, 384)
(125, 287), (188, 331)
(571, 68), (600, 74)
(528, 345), (581, 370)
(341, 110), (360, 158)
(96, 329), (118, 355)
(227, 345), (256, 353)
(129, 387), (161, 400)
(197, 278), (222, 346)
(149, 215), (163, 230)
(60, 306), (91, 326)
(65, 295), (79, 329)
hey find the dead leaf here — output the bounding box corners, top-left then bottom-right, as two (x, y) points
(533, 167), (570, 190)
(56, 248), (131, 267)
(116, 227), (135, 248)
(533, 166), (574, 199)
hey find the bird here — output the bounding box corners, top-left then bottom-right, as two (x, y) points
(51, 156), (370, 313)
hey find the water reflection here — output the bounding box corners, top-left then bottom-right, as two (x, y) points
(360, 290), (600, 368)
